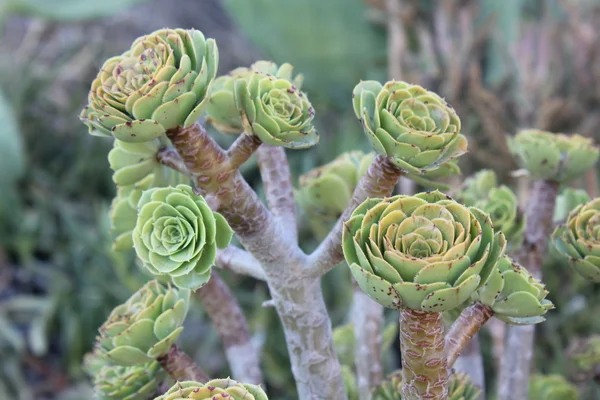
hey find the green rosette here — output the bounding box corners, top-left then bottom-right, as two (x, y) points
(206, 61), (303, 134)
(81, 28), (218, 142)
(552, 197), (600, 282)
(234, 70), (318, 149)
(352, 80), (467, 174)
(155, 379), (268, 400)
(132, 185), (233, 290)
(508, 130), (599, 183)
(342, 190), (506, 311)
(472, 256), (554, 325)
(458, 170), (524, 247)
(96, 280), (190, 366)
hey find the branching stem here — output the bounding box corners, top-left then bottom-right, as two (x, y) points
(196, 272), (262, 384)
(157, 344), (209, 383)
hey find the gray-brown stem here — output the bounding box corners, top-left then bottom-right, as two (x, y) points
(308, 155), (403, 277)
(216, 246), (265, 281)
(166, 123), (346, 399)
(498, 179), (559, 400)
(196, 272), (262, 384)
(256, 145), (298, 242)
(445, 302), (494, 367)
(157, 147), (190, 177)
(351, 285), (384, 399)
(400, 309), (448, 400)
(226, 133), (262, 170)
(157, 344), (209, 382)
(452, 334), (485, 399)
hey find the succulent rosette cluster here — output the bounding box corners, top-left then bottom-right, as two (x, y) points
(552, 197), (600, 282)
(296, 151), (374, 238)
(342, 191), (506, 312)
(472, 256), (554, 324)
(133, 185), (233, 290)
(156, 379), (268, 400)
(206, 61), (303, 133)
(458, 170), (525, 247)
(372, 371), (480, 400)
(528, 375), (579, 400)
(96, 280), (190, 365)
(108, 139), (189, 251)
(80, 28), (218, 142)
(234, 68), (318, 149)
(352, 80), (467, 175)
(507, 130), (599, 183)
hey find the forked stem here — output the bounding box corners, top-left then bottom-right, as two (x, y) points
(399, 309), (448, 400)
(157, 344), (209, 383)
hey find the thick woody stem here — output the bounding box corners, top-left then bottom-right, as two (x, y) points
(445, 302), (494, 367)
(157, 147), (190, 177)
(351, 285), (384, 399)
(256, 145), (298, 242)
(167, 124), (346, 399)
(308, 155), (403, 277)
(498, 179), (559, 400)
(216, 246), (265, 281)
(196, 272), (262, 384)
(399, 310), (448, 400)
(226, 133), (262, 170)
(157, 344), (209, 382)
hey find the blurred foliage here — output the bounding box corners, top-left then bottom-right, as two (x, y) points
(0, 0), (151, 21)
(0, 0), (600, 399)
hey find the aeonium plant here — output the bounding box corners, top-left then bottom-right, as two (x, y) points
(80, 27), (565, 400)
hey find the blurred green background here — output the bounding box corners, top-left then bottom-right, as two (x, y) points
(1, 0), (599, 398)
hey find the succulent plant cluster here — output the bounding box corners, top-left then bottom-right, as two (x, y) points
(76, 21), (600, 400)
(342, 190), (505, 312)
(508, 130), (599, 183)
(156, 379), (268, 400)
(132, 185), (233, 289)
(457, 169), (524, 247)
(552, 197), (600, 282)
(95, 280), (190, 365)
